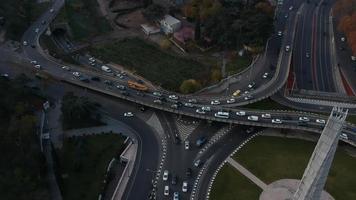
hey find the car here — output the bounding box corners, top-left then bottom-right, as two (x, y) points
(34, 64), (41, 69)
(34, 28), (39, 33)
(79, 77), (90, 83)
(41, 20), (46, 25)
(91, 76), (100, 81)
(30, 60), (37, 64)
(196, 109), (205, 114)
(184, 140), (190, 150)
(194, 159), (203, 167)
(201, 106), (211, 112)
(123, 112), (133, 117)
(62, 66), (70, 71)
(277, 31), (282, 36)
(196, 137), (207, 147)
(316, 119), (326, 124)
(173, 192), (179, 200)
(289, 6), (294, 10)
(262, 72), (269, 79)
(236, 111), (246, 116)
(120, 91), (129, 96)
(116, 85), (126, 90)
(244, 95), (253, 100)
(285, 45), (290, 52)
(248, 115), (259, 121)
(211, 100), (220, 105)
(262, 113), (271, 118)
(163, 170), (169, 181)
(248, 82), (256, 89)
(171, 104), (178, 109)
(72, 72), (81, 77)
(154, 99), (162, 104)
(340, 133), (348, 140)
(30, 44), (36, 48)
(0, 73), (9, 78)
(188, 98), (197, 103)
(153, 92), (162, 97)
(285, 14), (289, 18)
(23, 41), (28, 46)
(169, 95), (179, 100)
(232, 89), (241, 97)
(299, 117), (310, 122)
(182, 181), (188, 192)
(184, 102), (194, 107)
(341, 37), (346, 42)
(171, 175), (178, 185)
(243, 90), (250, 95)
(227, 98), (236, 104)
(164, 185), (169, 196)
(89, 57), (95, 62)
(186, 168), (192, 177)
(272, 119), (282, 124)
(104, 80), (114, 86)
(50, 8), (54, 13)
(306, 52), (310, 58)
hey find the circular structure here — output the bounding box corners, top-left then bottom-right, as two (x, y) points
(259, 179), (334, 200)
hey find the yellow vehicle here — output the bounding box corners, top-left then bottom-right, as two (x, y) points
(232, 89), (241, 97)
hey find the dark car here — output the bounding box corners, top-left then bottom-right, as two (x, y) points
(171, 175), (178, 185)
(91, 76), (101, 81)
(120, 91), (130, 96)
(79, 77), (90, 83)
(174, 134), (181, 144)
(186, 168), (192, 177)
(104, 80), (113, 86)
(196, 137), (207, 147)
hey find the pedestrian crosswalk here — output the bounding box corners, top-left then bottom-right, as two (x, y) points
(175, 118), (199, 141)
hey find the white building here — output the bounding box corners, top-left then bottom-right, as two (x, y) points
(160, 15), (181, 34)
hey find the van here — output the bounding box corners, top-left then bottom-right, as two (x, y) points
(101, 65), (112, 73)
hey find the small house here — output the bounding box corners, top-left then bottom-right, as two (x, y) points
(160, 15), (181, 34)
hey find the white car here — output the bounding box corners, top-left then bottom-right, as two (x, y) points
(262, 72), (269, 79)
(164, 185), (169, 196)
(184, 102), (194, 107)
(299, 117), (309, 122)
(184, 140), (190, 150)
(163, 170), (169, 181)
(248, 115), (259, 121)
(23, 41), (28, 46)
(72, 72), (81, 77)
(201, 106), (211, 112)
(188, 99), (197, 103)
(248, 82), (255, 89)
(34, 28), (39, 33)
(243, 90), (250, 95)
(236, 111), (246, 116)
(316, 119), (326, 124)
(153, 99), (162, 104)
(211, 100), (220, 105)
(50, 8), (54, 13)
(153, 92), (162, 97)
(341, 37), (345, 42)
(62, 66), (70, 71)
(277, 31), (282, 36)
(169, 95), (178, 100)
(272, 119), (282, 124)
(340, 133), (348, 140)
(196, 109), (205, 114)
(289, 6), (293, 10)
(34, 64), (41, 69)
(182, 181), (188, 192)
(1, 73), (9, 78)
(285, 45), (290, 52)
(123, 112), (133, 117)
(226, 98), (236, 104)
(116, 85), (125, 90)
(88, 57), (95, 62)
(261, 113), (271, 118)
(244, 95), (253, 100)
(30, 60), (37, 64)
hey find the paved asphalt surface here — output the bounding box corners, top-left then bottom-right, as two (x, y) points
(0, 0), (354, 200)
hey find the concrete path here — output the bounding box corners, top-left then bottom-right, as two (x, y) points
(226, 157), (268, 190)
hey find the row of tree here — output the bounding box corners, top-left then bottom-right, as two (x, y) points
(334, 0), (356, 56)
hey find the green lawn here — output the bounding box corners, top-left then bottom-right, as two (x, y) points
(210, 164), (262, 200)
(58, 134), (126, 200)
(54, 0), (112, 41)
(347, 115), (356, 124)
(226, 55), (252, 76)
(231, 136), (356, 200)
(89, 38), (211, 91)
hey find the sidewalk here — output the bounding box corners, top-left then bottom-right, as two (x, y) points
(226, 157), (268, 190)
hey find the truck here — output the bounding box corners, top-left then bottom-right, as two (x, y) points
(127, 80), (148, 92)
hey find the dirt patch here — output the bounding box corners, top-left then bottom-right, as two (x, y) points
(115, 10), (147, 30)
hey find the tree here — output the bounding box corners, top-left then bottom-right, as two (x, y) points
(195, 16), (201, 41)
(142, 3), (166, 22)
(179, 79), (202, 94)
(143, 0), (153, 8)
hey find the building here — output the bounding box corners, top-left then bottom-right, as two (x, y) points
(160, 15), (181, 34)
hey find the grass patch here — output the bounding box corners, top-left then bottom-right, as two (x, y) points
(54, 0), (112, 41)
(347, 115), (356, 124)
(89, 37), (211, 92)
(243, 98), (295, 111)
(233, 136), (356, 200)
(226, 55), (252, 76)
(0, 1), (50, 40)
(210, 164), (262, 200)
(57, 134), (126, 200)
